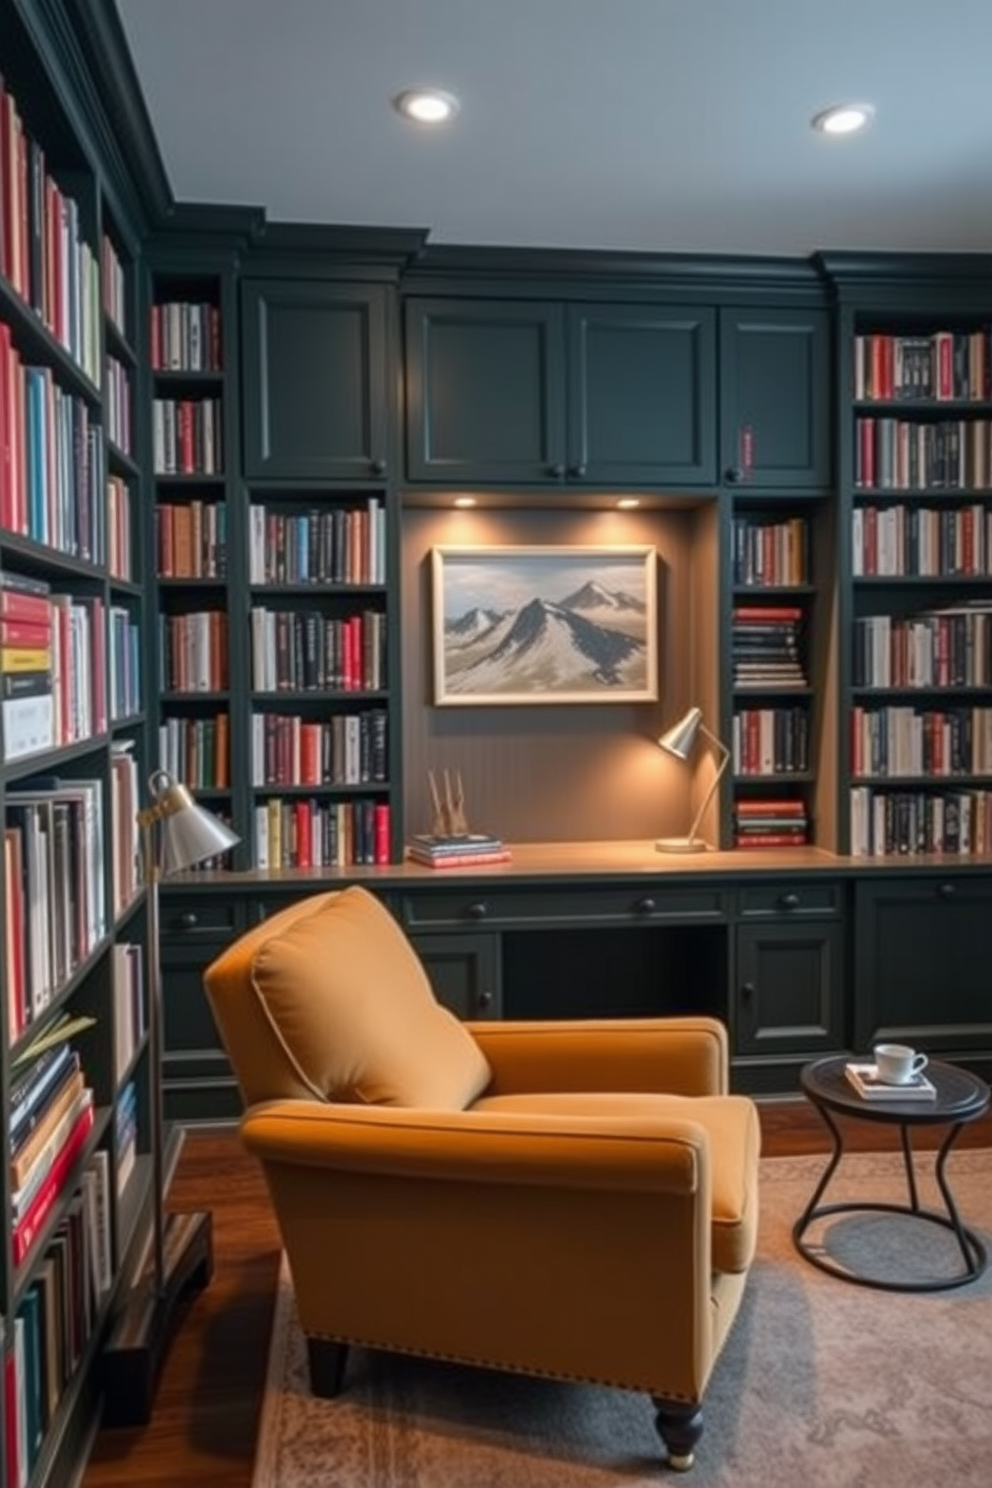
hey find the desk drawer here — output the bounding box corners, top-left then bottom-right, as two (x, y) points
(162, 895), (245, 937)
(400, 884), (726, 930)
(737, 882), (841, 918)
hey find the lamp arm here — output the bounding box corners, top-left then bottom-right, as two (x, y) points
(684, 724), (731, 847)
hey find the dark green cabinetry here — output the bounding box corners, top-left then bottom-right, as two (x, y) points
(853, 875), (992, 1074)
(243, 280), (391, 480)
(411, 932), (502, 1019)
(720, 307), (832, 490)
(404, 296), (716, 487)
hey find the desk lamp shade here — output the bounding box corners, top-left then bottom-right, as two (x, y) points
(656, 707), (730, 854)
(150, 771), (240, 872)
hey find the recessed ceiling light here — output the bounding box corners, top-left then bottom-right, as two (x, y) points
(453, 496), (477, 508)
(394, 88), (460, 125)
(811, 102), (875, 136)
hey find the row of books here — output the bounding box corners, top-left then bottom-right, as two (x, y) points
(406, 833), (511, 869)
(732, 800), (809, 849)
(251, 709), (388, 787)
(102, 234), (127, 342)
(249, 607), (386, 694)
(6, 1141), (111, 1486)
(855, 416), (992, 491)
(255, 797), (390, 869)
(850, 705), (992, 779)
(111, 942), (146, 1084)
(248, 500), (387, 587)
(109, 742), (142, 920)
(732, 605), (808, 689)
(852, 607), (992, 690)
(0, 325), (106, 562)
(852, 502), (992, 578)
(0, 79), (102, 382)
(104, 354), (132, 456)
(106, 474), (133, 583)
(853, 330), (992, 404)
(731, 515), (810, 587)
(158, 714), (231, 790)
(849, 786), (992, 857)
(158, 610), (229, 693)
(150, 300), (223, 373)
(114, 1081), (138, 1199)
(152, 396), (223, 477)
(1, 570), (110, 763)
(155, 500), (227, 579)
(732, 707), (810, 777)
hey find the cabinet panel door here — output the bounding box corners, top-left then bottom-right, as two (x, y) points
(735, 921), (844, 1055)
(242, 281), (389, 479)
(412, 932), (502, 1020)
(720, 308), (831, 488)
(567, 304), (717, 485)
(160, 945), (242, 1121)
(854, 878), (992, 1054)
(405, 298), (565, 483)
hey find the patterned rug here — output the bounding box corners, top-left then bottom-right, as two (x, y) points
(252, 1150), (992, 1487)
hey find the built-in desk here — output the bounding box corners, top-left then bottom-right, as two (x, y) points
(160, 843), (992, 1119)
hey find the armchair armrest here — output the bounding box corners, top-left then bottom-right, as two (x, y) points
(240, 1098), (712, 1195)
(463, 1016), (729, 1097)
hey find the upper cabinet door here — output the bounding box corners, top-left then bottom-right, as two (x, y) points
(405, 298), (566, 484)
(566, 304), (717, 486)
(242, 281), (390, 480)
(720, 307), (832, 489)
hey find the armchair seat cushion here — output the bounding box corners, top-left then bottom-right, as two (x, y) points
(472, 1090), (759, 1273)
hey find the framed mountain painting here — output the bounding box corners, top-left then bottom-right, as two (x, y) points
(431, 545), (658, 705)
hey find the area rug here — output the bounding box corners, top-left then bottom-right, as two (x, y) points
(251, 1150), (992, 1487)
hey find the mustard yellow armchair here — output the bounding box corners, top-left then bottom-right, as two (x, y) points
(204, 885), (759, 1471)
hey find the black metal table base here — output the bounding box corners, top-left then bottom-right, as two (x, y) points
(792, 1108), (988, 1292)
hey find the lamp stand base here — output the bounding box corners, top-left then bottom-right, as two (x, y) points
(102, 1209), (213, 1427)
(655, 836), (709, 854)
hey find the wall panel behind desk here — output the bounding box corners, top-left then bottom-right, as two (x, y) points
(401, 505), (718, 843)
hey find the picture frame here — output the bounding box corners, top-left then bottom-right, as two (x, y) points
(432, 544), (659, 705)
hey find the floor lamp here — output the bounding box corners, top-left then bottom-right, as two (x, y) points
(655, 706), (731, 853)
(103, 769), (240, 1425)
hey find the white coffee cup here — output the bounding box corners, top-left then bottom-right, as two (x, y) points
(873, 1042), (928, 1085)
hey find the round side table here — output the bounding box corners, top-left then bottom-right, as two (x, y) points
(793, 1055), (990, 1292)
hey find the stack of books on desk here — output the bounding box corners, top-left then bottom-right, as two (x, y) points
(406, 833), (512, 869)
(844, 1062), (937, 1100)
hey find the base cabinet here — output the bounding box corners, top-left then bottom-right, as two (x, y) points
(853, 876), (992, 1075)
(412, 933), (502, 1020)
(734, 921), (845, 1058)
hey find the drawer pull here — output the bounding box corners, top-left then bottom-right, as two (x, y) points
(741, 981), (755, 1001)
(466, 901), (489, 921)
(779, 893), (800, 911)
(938, 882), (957, 900)
(477, 990), (494, 1010)
(634, 897), (657, 915)
(179, 911), (199, 929)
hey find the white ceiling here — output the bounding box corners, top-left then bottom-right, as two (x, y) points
(115, 0), (992, 258)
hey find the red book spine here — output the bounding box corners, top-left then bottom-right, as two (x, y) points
(0, 588), (51, 625)
(374, 803), (390, 865)
(12, 1099), (95, 1265)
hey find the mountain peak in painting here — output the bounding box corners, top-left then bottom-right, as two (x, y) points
(559, 580), (646, 615)
(446, 597), (645, 693)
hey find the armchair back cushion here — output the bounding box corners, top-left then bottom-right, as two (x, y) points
(205, 885), (492, 1109)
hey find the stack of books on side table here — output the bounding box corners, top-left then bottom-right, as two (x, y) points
(406, 834), (511, 869)
(844, 1062), (937, 1100)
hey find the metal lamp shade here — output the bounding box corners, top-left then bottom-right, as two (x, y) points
(149, 772), (240, 874)
(658, 706), (703, 761)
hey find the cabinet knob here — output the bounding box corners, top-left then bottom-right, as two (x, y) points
(724, 466), (743, 484)
(477, 989), (494, 1010)
(179, 911), (199, 929)
(741, 981), (755, 1000)
(568, 463), (587, 478)
(779, 892), (800, 911)
(466, 901), (489, 920)
(371, 458), (387, 476)
(634, 897), (657, 915)
(549, 463), (565, 478)
(938, 882), (957, 899)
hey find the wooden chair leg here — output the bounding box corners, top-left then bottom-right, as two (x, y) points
(652, 1398), (703, 1471)
(306, 1337), (350, 1398)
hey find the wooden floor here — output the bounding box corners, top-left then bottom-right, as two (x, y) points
(80, 1102), (992, 1488)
